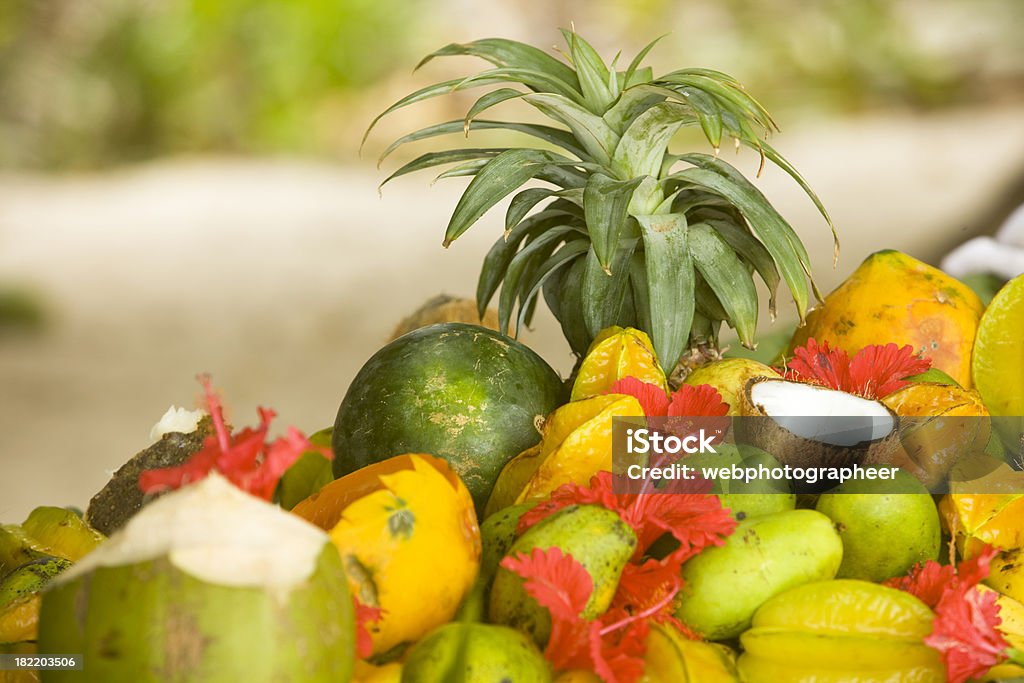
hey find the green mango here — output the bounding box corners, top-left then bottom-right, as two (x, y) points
(480, 504), (534, 590)
(20, 507), (105, 562)
(0, 556), (72, 608)
(489, 505), (636, 645)
(675, 509), (843, 640)
(718, 450), (796, 521)
(815, 469), (940, 582)
(401, 623), (551, 683)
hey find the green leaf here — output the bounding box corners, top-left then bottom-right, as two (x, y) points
(522, 93), (620, 166)
(760, 140), (838, 266)
(628, 254), (652, 338)
(476, 210), (578, 315)
(498, 226), (578, 334)
(556, 257), (593, 356)
(516, 239), (589, 332)
(623, 35), (666, 89)
(659, 71), (777, 132)
(611, 101), (692, 178)
(704, 218), (781, 318)
(505, 188), (558, 231)
(433, 159), (492, 181)
(417, 38), (580, 93)
(380, 119), (590, 165)
(636, 214), (695, 372)
(688, 223), (759, 347)
(443, 149), (571, 247)
(602, 83), (678, 134)
(381, 149), (506, 186)
(668, 156), (812, 320)
(277, 451), (334, 511)
(583, 173), (643, 271)
(464, 88), (525, 126)
(561, 29), (615, 112)
(581, 242), (636, 339)
(457, 67), (584, 103)
(364, 75), (527, 147)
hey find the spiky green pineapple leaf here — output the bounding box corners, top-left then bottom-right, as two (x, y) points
(505, 188), (560, 231)
(443, 149), (573, 247)
(611, 101), (692, 179)
(464, 88), (525, 126)
(561, 29), (616, 113)
(668, 154), (813, 319)
(456, 67), (585, 102)
(498, 226), (578, 334)
(581, 244), (636, 338)
(477, 209), (579, 317)
(521, 93), (620, 166)
(636, 214), (695, 373)
(516, 240), (589, 333)
(379, 119), (590, 164)
(583, 173), (643, 271)
(702, 217), (781, 317)
(417, 38), (581, 93)
(381, 149), (507, 186)
(623, 35), (667, 88)
(688, 223), (759, 347)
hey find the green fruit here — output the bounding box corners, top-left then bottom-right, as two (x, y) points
(480, 504), (533, 590)
(333, 323), (564, 512)
(815, 469), (940, 582)
(401, 623), (551, 683)
(38, 475), (355, 683)
(684, 359), (781, 415)
(20, 507), (104, 562)
(0, 556), (71, 608)
(0, 527), (47, 579)
(489, 505), (636, 645)
(675, 509), (843, 640)
(717, 448), (796, 521)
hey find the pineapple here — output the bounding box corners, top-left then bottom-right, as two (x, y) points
(367, 30), (836, 373)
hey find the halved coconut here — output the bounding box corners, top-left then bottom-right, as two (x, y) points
(38, 474), (355, 683)
(737, 378), (900, 486)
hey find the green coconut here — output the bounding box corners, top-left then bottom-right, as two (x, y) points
(37, 474), (355, 683)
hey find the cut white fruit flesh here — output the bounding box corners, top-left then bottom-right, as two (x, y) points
(749, 379), (895, 446)
(60, 473), (327, 597)
(149, 405), (205, 441)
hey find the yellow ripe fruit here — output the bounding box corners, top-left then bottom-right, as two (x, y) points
(352, 661), (402, 683)
(293, 454), (481, 655)
(881, 382), (990, 488)
(571, 326), (668, 401)
(554, 672), (602, 683)
(940, 493), (1024, 558)
(513, 393), (643, 504)
(789, 250), (983, 387)
(0, 594), (40, 644)
(643, 623), (738, 682)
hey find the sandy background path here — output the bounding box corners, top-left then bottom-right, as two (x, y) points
(2, 106), (1024, 521)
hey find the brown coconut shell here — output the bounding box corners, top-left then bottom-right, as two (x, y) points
(390, 294), (501, 340)
(735, 377), (901, 488)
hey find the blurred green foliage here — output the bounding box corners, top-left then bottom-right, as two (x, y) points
(0, 0), (420, 168)
(0, 0), (1020, 170)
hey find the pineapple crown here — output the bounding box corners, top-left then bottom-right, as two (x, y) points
(366, 29), (837, 372)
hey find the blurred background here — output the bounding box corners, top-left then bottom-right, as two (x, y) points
(2, 0), (1024, 519)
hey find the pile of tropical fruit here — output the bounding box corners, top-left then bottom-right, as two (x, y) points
(4, 29), (1024, 683)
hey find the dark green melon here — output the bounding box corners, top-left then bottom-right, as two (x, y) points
(332, 323), (565, 512)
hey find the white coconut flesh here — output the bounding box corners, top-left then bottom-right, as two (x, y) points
(749, 380), (895, 447)
(59, 474), (328, 599)
(149, 405), (206, 441)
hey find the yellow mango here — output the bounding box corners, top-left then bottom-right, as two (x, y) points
(789, 250), (983, 387)
(571, 326), (668, 401)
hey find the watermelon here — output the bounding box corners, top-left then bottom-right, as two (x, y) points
(332, 323), (565, 511)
